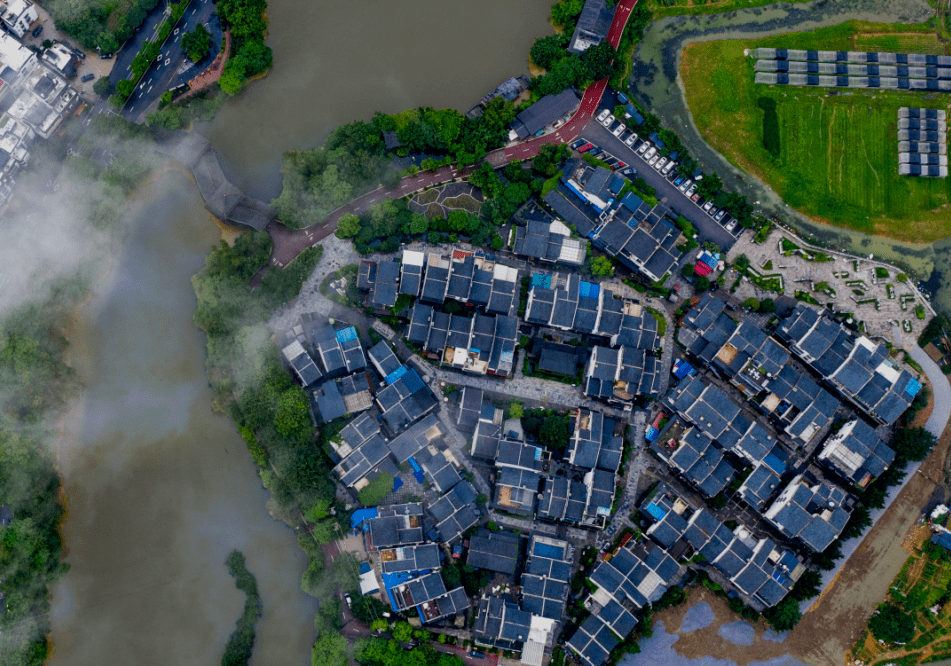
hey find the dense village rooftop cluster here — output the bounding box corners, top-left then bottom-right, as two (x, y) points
(275, 255), (928, 666)
(544, 159), (683, 282)
(273, 222), (929, 666)
(0, 24), (81, 210)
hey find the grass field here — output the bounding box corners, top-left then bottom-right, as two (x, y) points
(647, 0), (810, 18)
(681, 21), (951, 243)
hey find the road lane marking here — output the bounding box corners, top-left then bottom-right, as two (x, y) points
(147, 85), (152, 92)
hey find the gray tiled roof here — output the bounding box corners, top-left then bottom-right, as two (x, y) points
(468, 530), (520, 575)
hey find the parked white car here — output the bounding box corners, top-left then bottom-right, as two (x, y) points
(612, 123), (625, 137)
(678, 179), (692, 192)
(702, 201), (714, 212)
(662, 161), (676, 175)
(648, 154), (660, 166)
(602, 114), (615, 128)
(726, 218), (737, 231)
(597, 109), (610, 122)
(637, 142), (650, 155)
(654, 157), (667, 171)
(644, 147), (657, 160)
(714, 209), (726, 222)
(625, 132), (638, 146)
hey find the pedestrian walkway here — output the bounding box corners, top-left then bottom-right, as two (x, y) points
(490, 511), (558, 536)
(178, 29), (230, 101)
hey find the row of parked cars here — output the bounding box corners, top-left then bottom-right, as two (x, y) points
(588, 108), (739, 233)
(570, 137), (635, 178)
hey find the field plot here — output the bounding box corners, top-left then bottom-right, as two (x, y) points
(647, 0), (810, 18)
(849, 524), (951, 666)
(681, 21), (951, 243)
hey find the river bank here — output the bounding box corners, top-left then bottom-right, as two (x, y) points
(48, 171), (317, 666)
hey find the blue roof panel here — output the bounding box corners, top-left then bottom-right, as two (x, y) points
(336, 326), (358, 343)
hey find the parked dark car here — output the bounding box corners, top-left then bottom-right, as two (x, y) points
(570, 139), (585, 150)
(73, 49), (85, 59)
(31, 25), (42, 38)
(81, 73), (94, 82)
(468, 651), (485, 659)
(100, 53), (113, 59)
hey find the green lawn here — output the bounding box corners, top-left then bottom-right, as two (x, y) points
(681, 21), (951, 242)
(648, 0), (810, 18)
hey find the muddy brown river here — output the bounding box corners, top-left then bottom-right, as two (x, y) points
(48, 0), (553, 663)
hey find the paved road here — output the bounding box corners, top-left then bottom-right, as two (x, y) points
(123, 0), (217, 120)
(259, 0), (640, 274)
(83, 0), (216, 124)
(908, 343), (951, 439)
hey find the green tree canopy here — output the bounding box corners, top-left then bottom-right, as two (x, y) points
(530, 33), (571, 70)
(763, 596), (802, 631)
(336, 214), (361, 239)
(758, 298), (776, 313)
(869, 603), (915, 644)
(182, 24), (213, 63)
(742, 298), (760, 310)
(696, 172), (723, 200)
(585, 256), (614, 278)
(893, 426), (936, 463)
(311, 633), (347, 666)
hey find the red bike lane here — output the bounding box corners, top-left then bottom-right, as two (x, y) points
(262, 0), (638, 273)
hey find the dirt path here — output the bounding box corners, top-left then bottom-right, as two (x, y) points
(653, 422), (951, 666)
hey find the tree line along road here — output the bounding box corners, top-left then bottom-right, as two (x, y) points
(256, 0), (639, 276)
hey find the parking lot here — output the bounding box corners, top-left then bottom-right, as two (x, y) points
(575, 100), (741, 253)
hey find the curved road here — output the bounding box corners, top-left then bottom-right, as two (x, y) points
(260, 0), (638, 273)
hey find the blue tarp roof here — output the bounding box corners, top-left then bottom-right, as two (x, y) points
(386, 365), (408, 385)
(336, 326), (358, 343)
(933, 533), (951, 551)
(360, 561), (372, 574)
(580, 281), (600, 298)
(645, 502), (666, 521)
(673, 360), (696, 378)
(906, 378), (922, 397)
(393, 476), (404, 492)
(565, 180), (586, 202)
(532, 273), (552, 288)
(351, 508), (378, 529)
(382, 571), (416, 611)
(645, 426), (659, 442)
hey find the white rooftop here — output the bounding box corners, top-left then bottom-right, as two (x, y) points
(403, 249), (425, 266)
(0, 32), (32, 72)
(493, 263), (518, 282)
